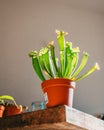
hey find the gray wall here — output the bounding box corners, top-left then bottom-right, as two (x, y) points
(0, 0), (104, 115)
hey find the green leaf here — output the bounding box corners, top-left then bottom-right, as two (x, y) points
(0, 95), (19, 108)
(0, 95), (14, 101)
(56, 30), (68, 76)
(75, 63), (100, 81)
(71, 52), (89, 79)
(32, 51), (46, 81)
(47, 41), (60, 77)
(39, 48), (54, 78)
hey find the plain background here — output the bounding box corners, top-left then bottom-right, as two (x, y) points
(0, 0), (104, 115)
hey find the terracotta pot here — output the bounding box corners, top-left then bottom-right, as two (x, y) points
(0, 105), (5, 118)
(3, 105), (24, 117)
(41, 78), (76, 108)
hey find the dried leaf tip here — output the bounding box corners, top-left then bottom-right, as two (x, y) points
(55, 29), (68, 35)
(49, 41), (54, 46)
(95, 63), (100, 70)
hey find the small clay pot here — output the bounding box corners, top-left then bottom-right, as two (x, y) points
(3, 105), (24, 117)
(0, 105), (5, 118)
(41, 78), (76, 108)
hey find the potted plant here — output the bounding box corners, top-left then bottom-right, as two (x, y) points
(29, 30), (100, 108)
(0, 95), (25, 117)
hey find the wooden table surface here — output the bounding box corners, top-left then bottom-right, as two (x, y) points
(0, 105), (104, 130)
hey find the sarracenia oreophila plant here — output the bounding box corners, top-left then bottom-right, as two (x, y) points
(29, 30), (100, 82)
(0, 95), (20, 108)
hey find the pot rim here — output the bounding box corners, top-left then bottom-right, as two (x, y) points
(41, 78), (76, 91)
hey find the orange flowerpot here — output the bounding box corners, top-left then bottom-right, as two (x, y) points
(0, 105), (5, 118)
(41, 78), (76, 108)
(3, 106), (24, 117)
